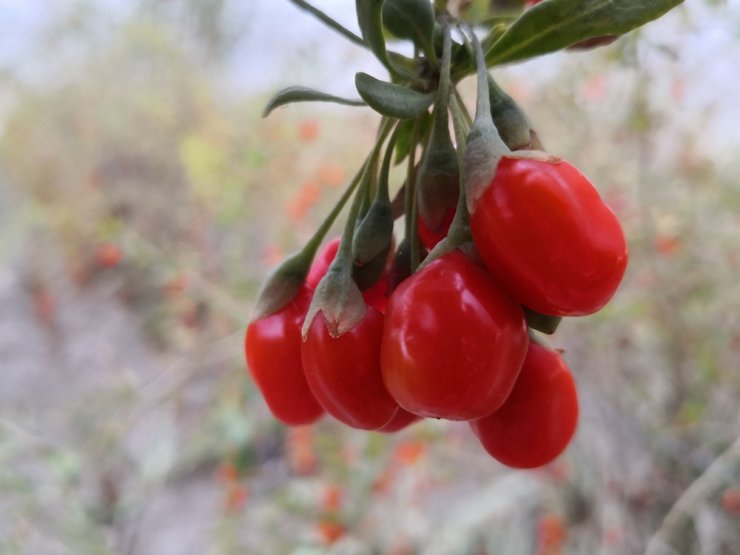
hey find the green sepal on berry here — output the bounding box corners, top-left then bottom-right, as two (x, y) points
(415, 21), (459, 235)
(523, 307), (562, 335)
(462, 30), (560, 214)
(302, 145), (378, 338)
(352, 198), (393, 267)
(352, 127), (399, 267)
(416, 110), (459, 232)
(250, 250), (313, 321)
(353, 242), (392, 291)
(302, 200), (367, 339)
(462, 28), (511, 216)
(302, 252), (366, 339)
(488, 73), (537, 151)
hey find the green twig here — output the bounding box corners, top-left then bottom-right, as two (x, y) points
(288, 0), (366, 47)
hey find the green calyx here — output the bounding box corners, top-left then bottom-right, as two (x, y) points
(388, 236), (422, 293)
(523, 307), (563, 335)
(418, 70), (472, 269)
(416, 23), (459, 234)
(488, 73), (538, 151)
(353, 241), (392, 291)
(250, 251), (311, 322)
(301, 119), (395, 338)
(302, 189), (366, 339)
(353, 126), (399, 268)
(302, 257), (366, 339)
(461, 26), (510, 215)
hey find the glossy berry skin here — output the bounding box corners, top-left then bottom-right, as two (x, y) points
(302, 307), (399, 430)
(381, 250), (528, 420)
(470, 341), (579, 469)
(470, 158), (627, 316)
(245, 288), (324, 425)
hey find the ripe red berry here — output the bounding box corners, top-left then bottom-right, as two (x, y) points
(245, 288), (324, 425)
(470, 158), (627, 316)
(381, 250), (528, 420)
(470, 341), (579, 469)
(302, 306), (400, 430)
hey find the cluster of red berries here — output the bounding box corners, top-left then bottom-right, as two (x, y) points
(245, 0), (629, 470)
(246, 153), (627, 469)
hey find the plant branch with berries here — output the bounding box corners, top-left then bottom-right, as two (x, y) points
(246, 0), (683, 468)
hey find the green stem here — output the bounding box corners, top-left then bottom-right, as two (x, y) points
(301, 164), (365, 263)
(460, 26), (492, 124)
(362, 117), (394, 210)
(446, 95), (471, 244)
(422, 38), (439, 71)
(434, 23), (453, 126)
(450, 95), (470, 158)
(303, 118), (395, 263)
(452, 85), (473, 129)
(334, 119), (397, 267)
(288, 0), (366, 47)
(378, 126), (401, 202)
(405, 118), (421, 272)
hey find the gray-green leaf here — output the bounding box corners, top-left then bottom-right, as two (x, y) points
(486, 0), (685, 66)
(356, 0), (392, 69)
(355, 72), (434, 119)
(262, 86), (365, 117)
(382, 0), (435, 49)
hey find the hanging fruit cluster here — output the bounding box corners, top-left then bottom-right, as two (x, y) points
(245, 0), (680, 469)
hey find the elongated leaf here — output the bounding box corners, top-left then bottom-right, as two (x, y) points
(382, 0), (435, 49)
(486, 0), (685, 66)
(355, 73), (434, 119)
(451, 23), (506, 81)
(394, 111), (431, 164)
(262, 86), (365, 117)
(356, 0), (391, 68)
(288, 0), (365, 46)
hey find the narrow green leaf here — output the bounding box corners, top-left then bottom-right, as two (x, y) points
(356, 0), (392, 69)
(394, 111), (431, 164)
(451, 23), (507, 81)
(355, 73), (434, 119)
(262, 86), (365, 118)
(486, 0), (685, 66)
(288, 0), (365, 46)
(382, 0), (435, 50)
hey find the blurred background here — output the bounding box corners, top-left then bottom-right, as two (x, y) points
(1, 1), (739, 553)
